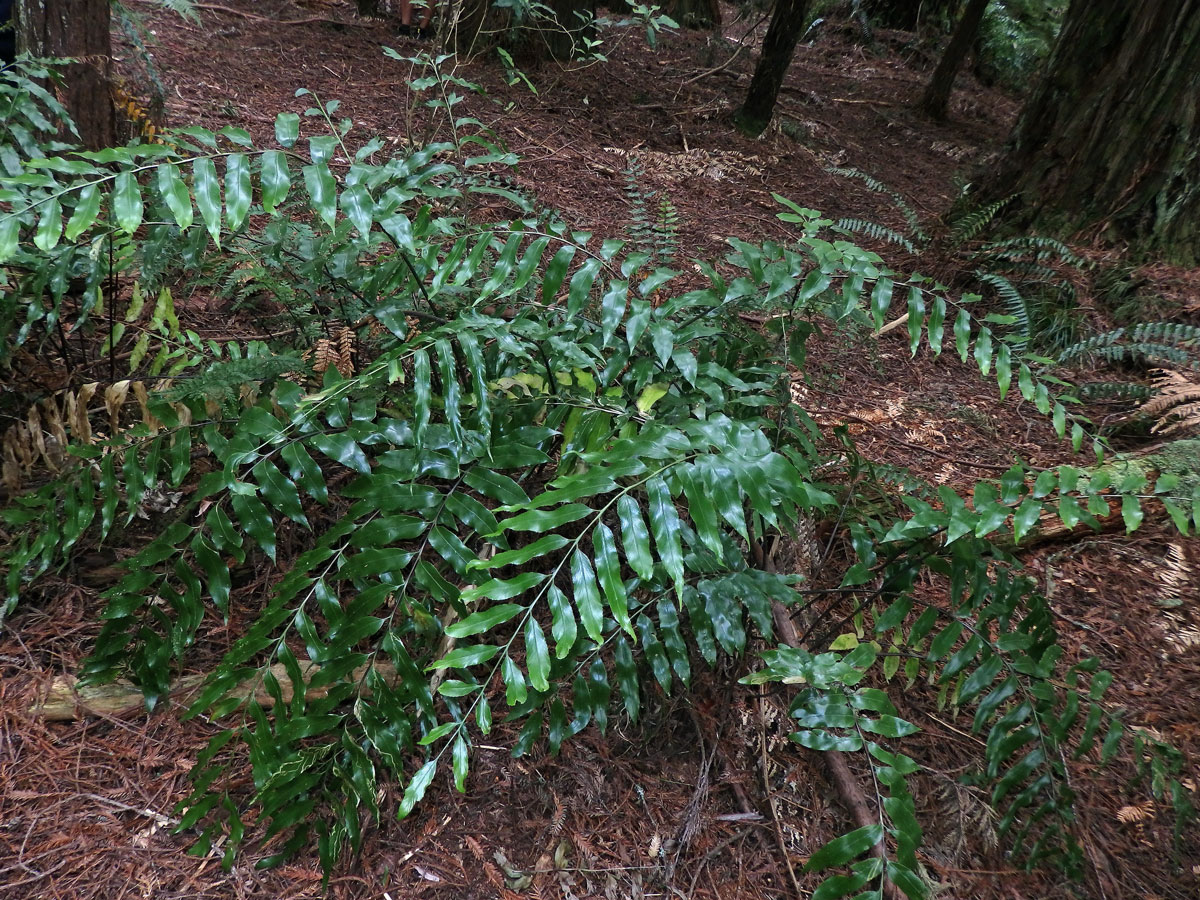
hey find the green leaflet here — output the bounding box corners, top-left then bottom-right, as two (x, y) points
(253, 459), (308, 527)
(112, 171), (143, 234)
(274, 112), (300, 147)
(546, 585), (577, 659)
(64, 183), (100, 242)
(397, 760), (437, 819)
(259, 150), (290, 214)
(230, 490), (276, 561)
(570, 548), (604, 644)
(646, 477), (684, 599)
(617, 494), (655, 582)
(804, 824), (885, 873)
(524, 618), (551, 692)
(33, 197), (61, 251)
(445, 603), (523, 638)
(474, 535), (566, 572)
(302, 162), (338, 228)
(225, 153), (251, 230)
(192, 157), (222, 245)
(593, 523), (632, 635)
(340, 183), (373, 240)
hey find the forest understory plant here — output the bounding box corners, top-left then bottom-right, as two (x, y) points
(1, 65), (1195, 899)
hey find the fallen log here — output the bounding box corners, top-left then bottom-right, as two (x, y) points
(994, 437), (1199, 551)
(26, 661), (398, 721)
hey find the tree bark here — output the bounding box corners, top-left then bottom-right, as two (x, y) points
(990, 0), (1200, 265)
(918, 0), (988, 120)
(667, 0), (720, 31)
(16, 0), (114, 149)
(541, 0), (596, 60)
(733, 0), (809, 138)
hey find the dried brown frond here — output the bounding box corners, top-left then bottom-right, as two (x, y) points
(306, 326), (356, 378)
(334, 325), (356, 376)
(464, 834), (487, 861)
(308, 337), (336, 376)
(1, 381), (179, 491)
(549, 792), (566, 836)
(1117, 802), (1155, 824)
(481, 861), (504, 891)
(1155, 543), (1192, 609)
(1134, 369), (1200, 434)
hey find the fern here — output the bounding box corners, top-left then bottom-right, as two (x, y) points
(946, 194), (1016, 245)
(976, 270), (1031, 350)
(827, 166), (927, 244)
(1076, 381), (1153, 403)
(977, 234), (1083, 267)
(622, 156), (678, 266)
(834, 218), (918, 254)
(2, 79), (1195, 900)
(977, 0), (1065, 91)
(1058, 323), (1200, 369)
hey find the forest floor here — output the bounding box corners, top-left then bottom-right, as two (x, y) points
(2, 1), (1199, 898)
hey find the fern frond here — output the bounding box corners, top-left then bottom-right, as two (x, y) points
(1077, 381), (1153, 402)
(948, 194), (1015, 245)
(163, 353), (305, 404)
(833, 218), (917, 254)
(975, 270), (1030, 349)
(978, 234), (1083, 267)
(1058, 323), (1200, 368)
(1134, 369), (1200, 435)
(827, 166), (927, 243)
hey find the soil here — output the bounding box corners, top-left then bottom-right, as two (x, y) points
(2, 2), (1199, 899)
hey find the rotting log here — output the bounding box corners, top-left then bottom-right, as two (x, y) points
(26, 661), (398, 721)
(994, 438), (1200, 551)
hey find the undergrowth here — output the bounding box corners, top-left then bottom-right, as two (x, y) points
(1, 61), (1195, 899)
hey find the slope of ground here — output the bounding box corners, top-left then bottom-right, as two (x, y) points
(1, 2), (1197, 899)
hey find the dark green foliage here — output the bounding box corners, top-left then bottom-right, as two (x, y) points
(1, 68), (1194, 898)
(622, 157), (679, 265)
(829, 167), (928, 246)
(976, 0), (1066, 91)
(830, 169), (1086, 353)
(1057, 323), (1200, 370)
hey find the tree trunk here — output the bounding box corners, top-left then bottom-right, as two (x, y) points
(540, 0), (595, 60)
(918, 0), (988, 120)
(990, 0), (1200, 265)
(16, 0), (114, 149)
(2, 0), (16, 65)
(667, 0), (720, 31)
(733, 0), (809, 138)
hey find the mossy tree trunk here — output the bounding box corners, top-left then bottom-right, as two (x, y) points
(991, 0), (1200, 265)
(16, 0), (114, 148)
(918, 0), (988, 120)
(733, 0), (809, 138)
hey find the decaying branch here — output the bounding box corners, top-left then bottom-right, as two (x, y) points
(771, 599), (902, 900)
(25, 661), (398, 721)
